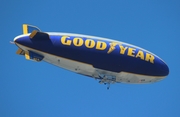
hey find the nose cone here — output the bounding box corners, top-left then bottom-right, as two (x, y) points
(156, 57), (169, 77)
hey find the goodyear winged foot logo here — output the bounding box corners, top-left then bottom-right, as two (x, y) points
(107, 42), (119, 54)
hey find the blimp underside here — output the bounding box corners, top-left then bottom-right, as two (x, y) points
(13, 24), (169, 89)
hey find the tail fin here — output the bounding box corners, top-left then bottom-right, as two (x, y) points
(22, 24), (41, 34)
(16, 48), (25, 55)
(24, 51), (44, 62)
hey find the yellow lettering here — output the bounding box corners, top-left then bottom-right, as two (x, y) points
(136, 50), (144, 60)
(73, 38), (83, 47)
(61, 36), (72, 45)
(85, 39), (95, 48)
(119, 45), (128, 54)
(127, 48), (136, 57)
(96, 41), (107, 50)
(145, 53), (155, 63)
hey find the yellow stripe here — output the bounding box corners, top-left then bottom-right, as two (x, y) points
(30, 30), (38, 38)
(25, 51), (30, 60)
(23, 24), (28, 34)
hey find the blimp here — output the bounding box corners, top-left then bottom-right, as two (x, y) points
(13, 24), (169, 89)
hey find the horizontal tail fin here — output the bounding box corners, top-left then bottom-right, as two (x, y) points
(16, 48), (25, 55)
(29, 30), (49, 40)
(23, 24), (41, 34)
(16, 49), (44, 62)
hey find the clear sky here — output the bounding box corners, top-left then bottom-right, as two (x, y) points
(1, 0), (180, 117)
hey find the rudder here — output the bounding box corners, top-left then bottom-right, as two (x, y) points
(22, 24), (41, 34)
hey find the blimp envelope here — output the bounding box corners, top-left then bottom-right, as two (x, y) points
(13, 24), (169, 89)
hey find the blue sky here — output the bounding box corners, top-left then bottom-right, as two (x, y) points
(1, 0), (180, 117)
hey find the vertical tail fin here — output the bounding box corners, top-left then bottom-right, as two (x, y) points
(22, 24), (41, 34)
